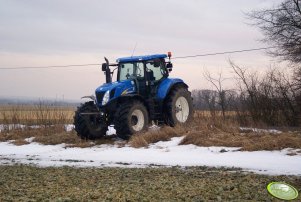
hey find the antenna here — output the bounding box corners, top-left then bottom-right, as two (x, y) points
(131, 42), (138, 57)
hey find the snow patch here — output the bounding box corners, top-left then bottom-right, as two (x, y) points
(107, 126), (116, 135)
(240, 127), (282, 134)
(24, 137), (35, 143)
(0, 137), (300, 176)
(64, 124), (74, 132)
(0, 124), (26, 132)
(0, 124), (87, 133)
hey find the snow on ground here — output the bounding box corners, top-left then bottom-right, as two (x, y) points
(0, 124), (117, 135)
(0, 136), (300, 176)
(0, 124), (32, 132)
(239, 127), (282, 134)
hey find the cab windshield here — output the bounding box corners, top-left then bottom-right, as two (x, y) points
(118, 62), (144, 81)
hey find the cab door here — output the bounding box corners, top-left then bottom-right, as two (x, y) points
(145, 59), (168, 97)
(133, 62), (149, 97)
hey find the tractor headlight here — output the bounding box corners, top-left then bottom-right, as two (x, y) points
(102, 90), (110, 105)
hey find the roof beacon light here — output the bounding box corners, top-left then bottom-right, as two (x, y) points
(168, 52), (172, 59)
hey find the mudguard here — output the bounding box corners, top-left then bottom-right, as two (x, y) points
(156, 78), (188, 100)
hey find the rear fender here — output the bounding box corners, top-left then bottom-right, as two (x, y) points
(157, 78), (188, 100)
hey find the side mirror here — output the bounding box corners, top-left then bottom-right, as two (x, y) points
(166, 63), (173, 68)
(102, 63), (107, 71)
(166, 62), (173, 71)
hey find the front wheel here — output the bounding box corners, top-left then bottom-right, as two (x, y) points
(165, 88), (194, 126)
(114, 101), (149, 140)
(74, 101), (107, 140)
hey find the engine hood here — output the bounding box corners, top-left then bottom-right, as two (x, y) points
(95, 80), (136, 105)
(96, 80), (135, 92)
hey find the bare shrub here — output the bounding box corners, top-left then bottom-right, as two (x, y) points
(203, 69), (232, 120)
(230, 61), (300, 127)
(34, 100), (73, 126)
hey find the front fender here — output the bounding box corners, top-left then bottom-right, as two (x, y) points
(81, 95), (96, 102)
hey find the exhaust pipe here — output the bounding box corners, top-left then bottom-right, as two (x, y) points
(102, 57), (112, 83)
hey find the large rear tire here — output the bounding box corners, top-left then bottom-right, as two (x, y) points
(74, 101), (107, 140)
(114, 101), (149, 140)
(165, 88), (194, 126)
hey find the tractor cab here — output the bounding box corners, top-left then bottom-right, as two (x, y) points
(116, 54), (171, 97)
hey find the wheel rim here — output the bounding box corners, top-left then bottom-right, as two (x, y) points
(131, 109), (145, 131)
(175, 96), (189, 123)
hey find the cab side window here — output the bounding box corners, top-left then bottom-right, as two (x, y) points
(119, 62), (144, 81)
(145, 60), (166, 82)
(119, 63), (134, 81)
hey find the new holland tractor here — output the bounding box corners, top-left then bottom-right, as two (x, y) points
(74, 52), (193, 139)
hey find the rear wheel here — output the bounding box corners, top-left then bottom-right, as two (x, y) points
(114, 101), (149, 139)
(165, 88), (194, 126)
(74, 101), (107, 139)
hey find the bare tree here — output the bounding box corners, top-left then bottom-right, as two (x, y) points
(230, 59), (301, 126)
(229, 60), (262, 122)
(248, 0), (301, 64)
(247, 0), (301, 124)
(294, 67), (301, 91)
(203, 69), (230, 120)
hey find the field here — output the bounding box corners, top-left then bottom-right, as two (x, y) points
(0, 104), (74, 125)
(1, 104), (301, 150)
(0, 104), (301, 201)
(1, 165), (300, 201)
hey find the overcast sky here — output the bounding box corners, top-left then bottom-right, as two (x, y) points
(0, 0), (282, 101)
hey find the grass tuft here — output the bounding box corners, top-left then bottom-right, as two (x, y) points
(129, 126), (186, 148)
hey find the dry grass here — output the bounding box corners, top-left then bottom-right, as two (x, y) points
(0, 125), (117, 148)
(0, 103), (74, 125)
(183, 112), (301, 151)
(129, 126), (188, 148)
(180, 130), (301, 151)
(0, 103), (101, 147)
(0, 102), (116, 148)
(1, 105), (301, 151)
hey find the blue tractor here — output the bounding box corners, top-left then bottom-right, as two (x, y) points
(74, 52), (194, 139)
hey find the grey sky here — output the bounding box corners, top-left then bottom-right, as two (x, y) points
(0, 0), (281, 100)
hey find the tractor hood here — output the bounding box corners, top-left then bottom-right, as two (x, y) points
(95, 80), (136, 106)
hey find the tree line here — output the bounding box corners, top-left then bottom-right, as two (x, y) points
(193, 0), (301, 127)
(192, 61), (301, 126)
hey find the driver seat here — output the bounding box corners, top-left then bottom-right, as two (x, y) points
(147, 70), (155, 81)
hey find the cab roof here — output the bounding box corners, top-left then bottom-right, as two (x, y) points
(116, 54), (167, 63)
